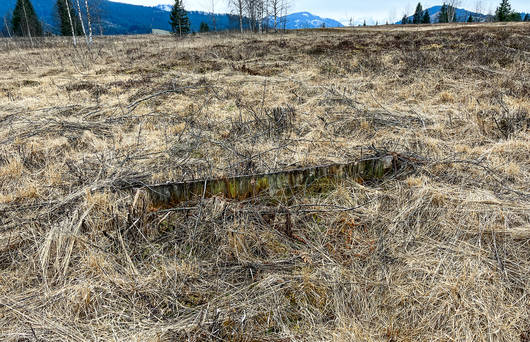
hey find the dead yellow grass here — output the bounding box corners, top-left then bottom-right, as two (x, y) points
(0, 23), (529, 341)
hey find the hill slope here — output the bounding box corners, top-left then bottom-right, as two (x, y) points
(271, 12), (344, 29)
(398, 5), (528, 23)
(0, 0), (242, 34)
(0, 0), (343, 35)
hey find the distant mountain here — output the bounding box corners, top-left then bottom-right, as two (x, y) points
(0, 0), (242, 35)
(154, 4), (173, 12)
(398, 6), (489, 23)
(5, 1), (524, 36)
(271, 12), (344, 29)
(398, 5), (528, 24)
(0, 0), (343, 35)
(154, 8), (344, 30)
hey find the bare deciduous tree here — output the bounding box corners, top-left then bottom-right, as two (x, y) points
(87, 0), (103, 35)
(474, 0), (484, 14)
(84, 0), (93, 43)
(230, 0), (290, 33)
(446, 0), (461, 22)
(279, 0), (289, 32)
(75, 0), (88, 43)
(228, 0), (245, 32)
(3, 15), (12, 38)
(269, 0), (282, 31)
(210, 0), (216, 31)
(64, 0), (76, 46)
(244, 0), (258, 32)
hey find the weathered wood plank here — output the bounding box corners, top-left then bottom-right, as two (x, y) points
(145, 155), (396, 208)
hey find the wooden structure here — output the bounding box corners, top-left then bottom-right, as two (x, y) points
(145, 155), (396, 208)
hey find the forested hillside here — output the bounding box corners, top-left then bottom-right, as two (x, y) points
(0, 0), (243, 35)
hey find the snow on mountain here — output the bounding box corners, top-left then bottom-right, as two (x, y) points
(272, 12), (344, 29)
(398, 6), (491, 23)
(154, 6), (344, 30)
(154, 4), (173, 12)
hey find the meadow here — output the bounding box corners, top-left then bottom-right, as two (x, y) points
(0, 22), (529, 341)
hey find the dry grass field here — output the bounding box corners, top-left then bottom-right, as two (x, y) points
(0, 22), (529, 341)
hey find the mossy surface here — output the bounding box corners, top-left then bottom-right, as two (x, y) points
(148, 156), (396, 208)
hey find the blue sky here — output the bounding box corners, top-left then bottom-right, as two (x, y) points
(111, 0), (530, 24)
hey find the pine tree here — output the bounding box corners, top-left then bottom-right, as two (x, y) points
(413, 3), (423, 24)
(467, 14), (473, 22)
(11, 0), (43, 37)
(56, 0), (82, 36)
(524, 13), (530, 21)
(495, 0), (511, 21)
(422, 10), (431, 24)
(506, 12), (521, 21)
(438, 4), (449, 23)
(363, 20), (366, 27)
(401, 14), (409, 24)
(169, 0), (190, 36)
(199, 22), (210, 32)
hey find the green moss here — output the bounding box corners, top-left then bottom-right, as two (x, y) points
(148, 156), (397, 207)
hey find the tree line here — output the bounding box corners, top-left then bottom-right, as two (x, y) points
(3, 0), (100, 43)
(2, 0), (528, 39)
(402, 0), (529, 24)
(168, 0), (291, 36)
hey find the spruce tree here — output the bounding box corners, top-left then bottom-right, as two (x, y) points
(199, 22), (209, 32)
(56, 0), (82, 36)
(422, 10), (431, 24)
(413, 3), (423, 24)
(495, 0), (511, 21)
(11, 0), (43, 37)
(169, 0), (190, 36)
(438, 4), (449, 23)
(524, 13), (529, 21)
(467, 14), (473, 22)
(401, 14), (409, 24)
(506, 12), (521, 21)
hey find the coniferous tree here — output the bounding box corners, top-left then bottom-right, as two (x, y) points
(467, 14), (473, 22)
(56, 0), (82, 36)
(199, 22), (210, 32)
(495, 0), (511, 21)
(169, 0), (190, 36)
(524, 13), (529, 21)
(438, 4), (449, 23)
(11, 0), (43, 37)
(413, 3), (423, 24)
(507, 12), (521, 21)
(422, 10), (431, 23)
(495, 0), (522, 21)
(401, 14), (409, 24)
